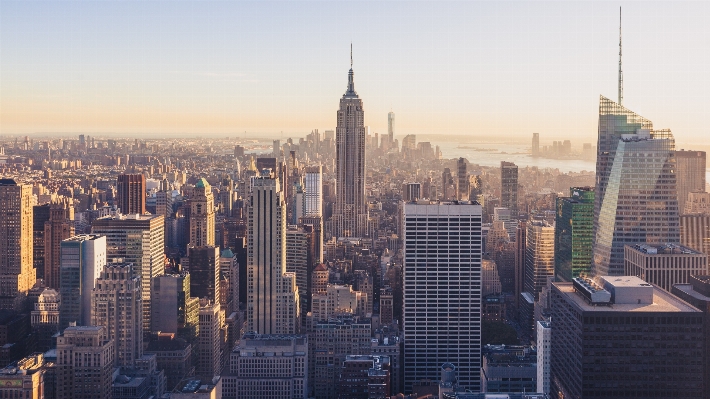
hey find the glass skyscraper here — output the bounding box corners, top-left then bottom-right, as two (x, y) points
(555, 187), (594, 281)
(592, 96), (680, 276)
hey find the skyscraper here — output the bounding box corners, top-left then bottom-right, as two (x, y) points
(388, 111), (395, 144)
(0, 179), (35, 311)
(304, 165), (323, 217)
(403, 200), (482, 392)
(500, 161), (518, 216)
(247, 173), (300, 334)
(551, 276), (703, 398)
(190, 178), (216, 247)
(150, 273), (199, 342)
(187, 246), (220, 304)
(675, 150), (706, 213)
(592, 97), (680, 276)
(56, 326), (115, 399)
(91, 263), (143, 367)
(524, 221), (555, 300)
(555, 187), (594, 281)
(333, 56), (368, 238)
(286, 227), (309, 322)
(44, 200), (75, 289)
(117, 174), (146, 215)
(196, 299), (220, 380)
(59, 234), (107, 329)
(532, 133), (540, 157)
(457, 158), (469, 201)
(92, 213), (165, 333)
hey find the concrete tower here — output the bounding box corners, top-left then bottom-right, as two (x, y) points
(247, 172), (300, 334)
(333, 49), (368, 238)
(190, 178), (216, 247)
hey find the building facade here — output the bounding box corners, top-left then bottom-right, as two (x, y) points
(524, 221), (555, 300)
(59, 234), (106, 328)
(555, 187), (594, 281)
(150, 273), (199, 342)
(500, 162), (518, 216)
(247, 174), (300, 334)
(92, 263), (143, 367)
(189, 178), (216, 247)
(592, 97), (680, 276)
(403, 200), (483, 392)
(0, 179), (35, 311)
(56, 326), (115, 399)
(92, 213), (165, 333)
(624, 243), (708, 292)
(675, 150), (706, 213)
(333, 61), (368, 238)
(117, 174), (146, 215)
(550, 276), (704, 399)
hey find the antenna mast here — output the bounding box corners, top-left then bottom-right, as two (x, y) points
(618, 7), (623, 105)
(350, 43), (353, 68)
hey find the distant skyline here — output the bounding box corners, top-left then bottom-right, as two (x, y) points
(2, 2), (710, 145)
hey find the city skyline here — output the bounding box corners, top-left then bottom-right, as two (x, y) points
(2, 2), (710, 144)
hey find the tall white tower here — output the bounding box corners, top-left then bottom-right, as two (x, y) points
(247, 172), (300, 334)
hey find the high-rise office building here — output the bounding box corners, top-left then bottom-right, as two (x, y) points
(403, 200), (482, 392)
(555, 187), (594, 281)
(117, 174), (146, 215)
(592, 97), (680, 276)
(56, 326), (115, 399)
(524, 221), (554, 300)
(304, 165), (323, 217)
(190, 178), (216, 247)
(187, 246), (220, 304)
(532, 133), (540, 157)
(43, 200), (75, 289)
(551, 276), (703, 399)
(624, 243), (707, 292)
(224, 333), (308, 399)
(0, 179), (35, 311)
(457, 158), (469, 201)
(514, 221), (527, 308)
(91, 263), (143, 367)
(197, 299), (220, 380)
(92, 213), (165, 333)
(675, 150), (706, 213)
(681, 213), (710, 255)
(31, 288), (61, 352)
(33, 204), (51, 280)
(402, 182), (421, 202)
(441, 168), (454, 200)
(248, 174), (301, 334)
(286, 227), (309, 321)
(684, 191), (710, 215)
(151, 274), (199, 342)
(333, 59), (368, 238)
(388, 111), (395, 144)
(536, 320), (551, 395)
(500, 162), (518, 216)
(59, 234), (106, 329)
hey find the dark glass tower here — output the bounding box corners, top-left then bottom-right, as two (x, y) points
(555, 187), (594, 281)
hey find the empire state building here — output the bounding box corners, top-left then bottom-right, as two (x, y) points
(333, 56), (368, 237)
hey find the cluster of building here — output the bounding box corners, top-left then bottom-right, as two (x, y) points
(1, 39), (710, 399)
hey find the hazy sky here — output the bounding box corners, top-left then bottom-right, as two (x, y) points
(1, 1), (709, 144)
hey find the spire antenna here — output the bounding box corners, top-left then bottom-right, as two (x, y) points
(350, 43), (353, 68)
(618, 6), (623, 105)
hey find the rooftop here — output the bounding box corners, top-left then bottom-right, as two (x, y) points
(554, 281), (700, 313)
(628, 243), (702, 255)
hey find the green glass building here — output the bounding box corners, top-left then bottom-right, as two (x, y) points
(555, 187), (594, 281)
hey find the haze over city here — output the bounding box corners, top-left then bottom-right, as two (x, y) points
(2, 1), (710, 145)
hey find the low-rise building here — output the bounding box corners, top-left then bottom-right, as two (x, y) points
(481, 345), (537, 393)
